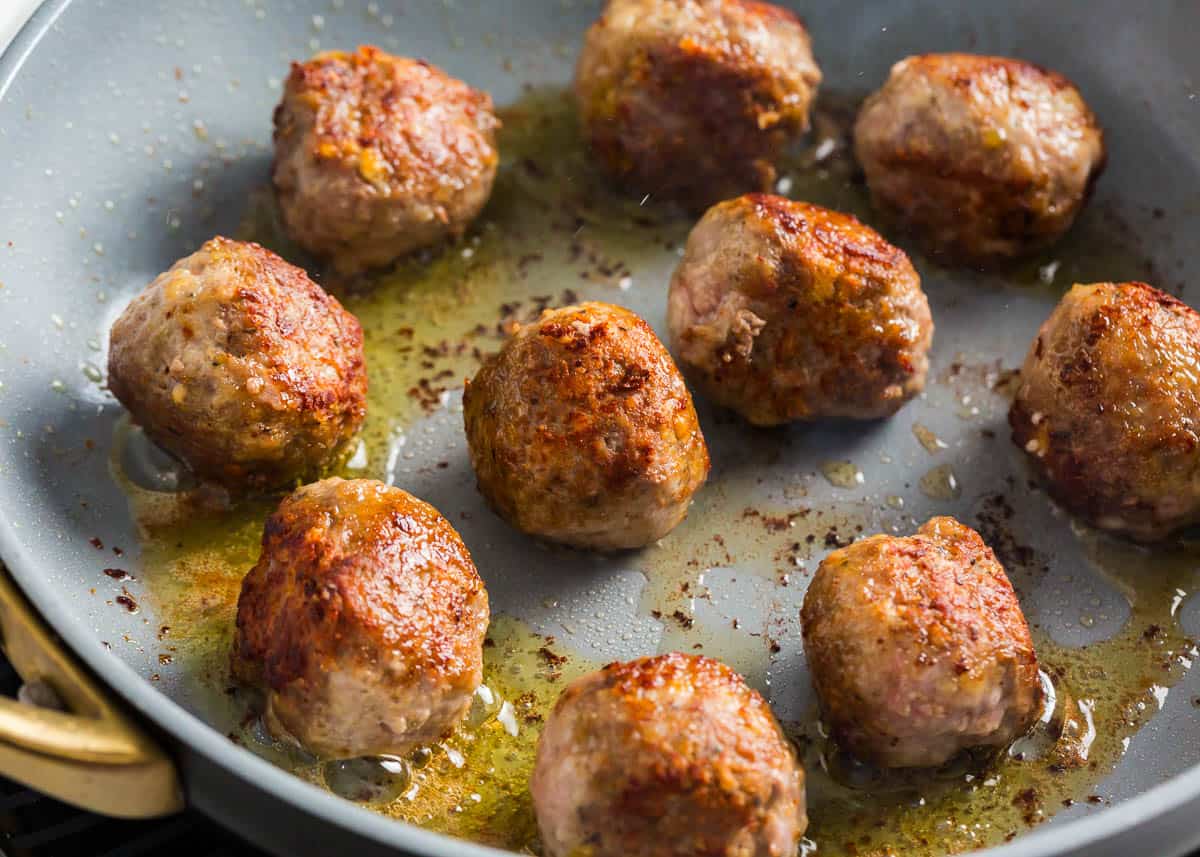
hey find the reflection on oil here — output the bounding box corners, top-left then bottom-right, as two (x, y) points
(112, 87), (1197, 856)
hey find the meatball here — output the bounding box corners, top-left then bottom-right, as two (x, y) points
(854, 53), (1105, 265)
(667, 194), (932, 425)
(801, 517), (1041, 768)
(532, 653), (805, 857)
(463, 302), (709, 550)
(574, 0), (821, 210)
(232, 478), (489, 759)
(272, 46), (500, 275)
(1011, 281), (1200, 541)
(107, 237), (366, 492)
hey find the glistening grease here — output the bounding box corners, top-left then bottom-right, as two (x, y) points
(112, 88), (1198, 855)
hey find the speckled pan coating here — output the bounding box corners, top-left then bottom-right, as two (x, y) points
(2, 3), (1200, 857)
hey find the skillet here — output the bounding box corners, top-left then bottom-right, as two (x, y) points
(2, 1), (1200, 855)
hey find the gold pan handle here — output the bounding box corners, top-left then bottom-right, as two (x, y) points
(0, 566), (183, 817)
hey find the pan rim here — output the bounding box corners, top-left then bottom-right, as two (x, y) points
(1, 2), (1198, 856)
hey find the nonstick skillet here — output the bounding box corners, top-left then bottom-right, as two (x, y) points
(2, 1), (1200, 856)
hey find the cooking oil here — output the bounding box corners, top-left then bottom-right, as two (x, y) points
(114, 87), (1197, 856)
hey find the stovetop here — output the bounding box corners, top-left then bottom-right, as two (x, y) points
(0, 655), (263, 857)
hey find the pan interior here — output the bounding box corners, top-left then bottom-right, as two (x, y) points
(1, 1), (1199, 855)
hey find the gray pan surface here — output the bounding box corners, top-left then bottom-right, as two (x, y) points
(2, 1), (1200, 855)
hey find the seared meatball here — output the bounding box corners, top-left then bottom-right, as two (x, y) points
(532, 653), (805, 857)
(108, 237), (366, 491)
(854, 53), (1105, 265)
(232, 478), (489, 759)
(273, 46), (500, 275)
(1011, 282), (1200, 541)
(801, 517), (1041, 768)
(667, 194), (932, 425)
(575, 0), (821, 210)
(463, 302), (709, 550)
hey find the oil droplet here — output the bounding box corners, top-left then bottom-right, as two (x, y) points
(464, 684), (500, 728)
(81, 362), (103, 383)
(1039, 260), (1061, 284)
(345, 439), (369, 470)
(114, 419), (195, 493)
(919, 464), (961, 500)
(912, 423), (949, 454)
(442, 744), (465, 769)
(323, 756), (412, 805)
(956, 395), (982, 420)
(497, 700), (519, 737)
(885, 495), (905, 509)
(820, 460), (863, 489)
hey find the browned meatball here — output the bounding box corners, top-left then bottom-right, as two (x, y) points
(463, 302), (709, 550)
(1011, 282), (1200, 541)
(854, 53), (1105, 265)
(532, 653), (805, 857)
(574, 0), (821, 210)
(232, 478), (489, 759)
(107, 237), (366, 492)
(667, 194), (932, 425)
(801, 517), (1041, 768)
(273, 46), (500, 275)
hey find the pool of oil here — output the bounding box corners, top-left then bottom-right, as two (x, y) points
(111, 87), (1198, 856)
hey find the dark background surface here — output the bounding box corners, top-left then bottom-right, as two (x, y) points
(0, 655), (264, 857)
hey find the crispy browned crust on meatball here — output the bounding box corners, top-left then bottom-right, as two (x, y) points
(463, 302), (709, 550)
(574, 0), (821, 210)
(532, 653), (806, 857)
(272, 45), (500, 275)
(232, 478), (488, 759)
(1010, 282), (1200, 541)
(667, 194), (932, 425)
(801, 517), (1041, 768)
(107, 237), (366, 491)
(853, 53), (1105, 265)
